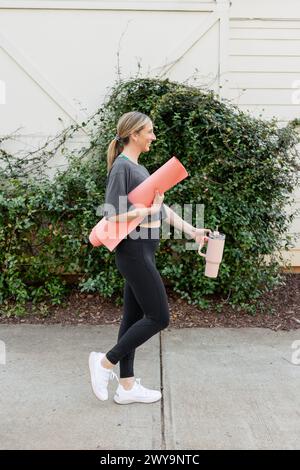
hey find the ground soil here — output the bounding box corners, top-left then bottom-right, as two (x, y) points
(1, 273), (299, 331)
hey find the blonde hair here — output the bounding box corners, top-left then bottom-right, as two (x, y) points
(106, 111), (152, 173)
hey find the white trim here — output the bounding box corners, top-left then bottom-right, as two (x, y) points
(0, 1), (217, 12)
(153, 0), (230, 83)
(2, 2), (298, 20)
(230, 70), (300, 73)
(231, 17), (300, 22)
(0, 31), (88, 131)
(231, 54), (300, 57)
(217, 0), (230, 98)
(230, 38), (300, 41)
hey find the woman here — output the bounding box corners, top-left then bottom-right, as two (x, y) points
(89, 111), (210, 405)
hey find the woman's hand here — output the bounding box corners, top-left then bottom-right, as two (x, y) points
(149, 189), (164, 215)
(192, 227), (212, 247)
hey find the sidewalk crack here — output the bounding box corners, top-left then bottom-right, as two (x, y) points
(159, 330), (166, 450)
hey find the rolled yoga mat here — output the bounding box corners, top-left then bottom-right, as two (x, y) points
(89, 156), (189, 251)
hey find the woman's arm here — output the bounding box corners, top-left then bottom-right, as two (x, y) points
(107, 206), (151, 223)
(163, 204), (212, 243)
(108, 190), (164, 223)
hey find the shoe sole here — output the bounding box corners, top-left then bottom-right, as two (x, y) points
(89, 352), (108, 401)
(113, 394), (161, 405)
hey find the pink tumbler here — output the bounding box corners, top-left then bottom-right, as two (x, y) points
(198, 229), (225, 278)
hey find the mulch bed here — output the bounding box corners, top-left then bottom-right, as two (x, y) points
(0, 273), (299, 331)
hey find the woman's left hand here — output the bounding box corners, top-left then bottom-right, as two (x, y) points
(192, 227), (212, 247)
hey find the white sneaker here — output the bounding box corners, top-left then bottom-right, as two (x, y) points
(114, 378), (162, 405)
(89, 352), (119, 401)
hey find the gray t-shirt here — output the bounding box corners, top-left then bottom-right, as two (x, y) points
(103, 154), (167, 224)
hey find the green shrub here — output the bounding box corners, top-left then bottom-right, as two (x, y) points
(1, 77), (299, 316)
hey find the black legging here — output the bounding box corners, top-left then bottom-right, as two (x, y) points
(106, 226), (170, 378)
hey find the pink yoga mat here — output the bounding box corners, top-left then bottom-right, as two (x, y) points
(89, 156), (189, 251)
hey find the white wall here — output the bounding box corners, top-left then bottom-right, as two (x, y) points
(0, 0), (299, 265)
(228, 0), (300, 267)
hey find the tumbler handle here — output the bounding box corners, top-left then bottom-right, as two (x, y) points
(198, 243), (207, 258)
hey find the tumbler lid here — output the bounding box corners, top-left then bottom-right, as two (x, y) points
(210, 227), (225, 240)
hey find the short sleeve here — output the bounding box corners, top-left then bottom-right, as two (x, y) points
(104, 171), (135, 220)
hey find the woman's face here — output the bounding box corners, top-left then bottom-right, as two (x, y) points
(136, 122), (156, 152)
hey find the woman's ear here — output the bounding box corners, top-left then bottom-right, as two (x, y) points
(131, 131), (138, 142)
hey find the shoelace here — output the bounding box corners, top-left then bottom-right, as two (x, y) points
(109, 370), (119, 383)
(98, 363), (119, 384)
(134, 378), (151, 396)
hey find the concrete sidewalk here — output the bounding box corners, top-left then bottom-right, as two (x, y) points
(0, 324), (299, 450)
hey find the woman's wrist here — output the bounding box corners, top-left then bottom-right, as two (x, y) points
(149, 204), (161, 216)
(184, 225), (196, 238)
